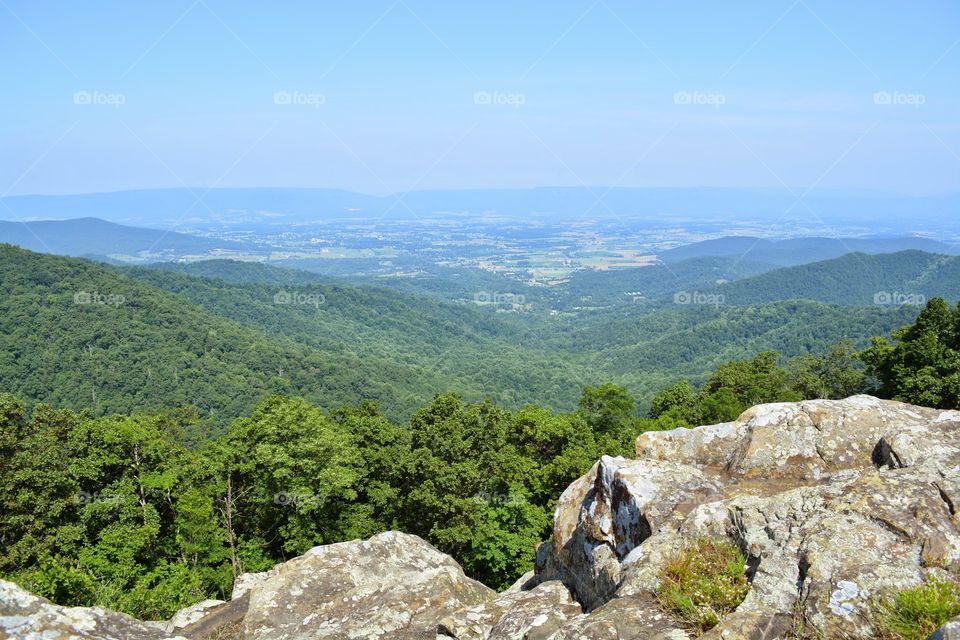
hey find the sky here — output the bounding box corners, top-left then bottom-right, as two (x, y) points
(1, 0), (958, 197)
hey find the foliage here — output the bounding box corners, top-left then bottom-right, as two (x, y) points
(861, 298), (960, 409)
(646, 351), (806, 428)
(0, 388), (638, 616)
(656, 538), (750, 632)
(788, 338), (867, 400)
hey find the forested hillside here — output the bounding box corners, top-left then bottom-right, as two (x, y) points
(0, 245), (933, 426)
(708, 251), (960, 305)
(0, 244), (429, 427)
(552, 256), (774, 309)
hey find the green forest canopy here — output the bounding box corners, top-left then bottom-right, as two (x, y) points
(0, 244), (924, 428)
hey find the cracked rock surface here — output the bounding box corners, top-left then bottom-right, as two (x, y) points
(540, 395), (960, 639)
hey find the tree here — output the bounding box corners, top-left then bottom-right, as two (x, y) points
(649, 381), (696, 419)
(223, 396), (360, 558)
(860, 298), (960, 409)
(788, 339), (866, 400)
(578, 384), (636, 435)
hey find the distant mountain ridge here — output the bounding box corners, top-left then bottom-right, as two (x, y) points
(0, 217), (243, 260)
(3, 187), (957, 224)
(659, 235), (960, 267)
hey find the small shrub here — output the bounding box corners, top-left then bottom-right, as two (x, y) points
(875, 578), (960, 640)
(656, 538), (751, 632)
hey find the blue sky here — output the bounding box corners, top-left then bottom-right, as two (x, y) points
(1, 0), (958, 196)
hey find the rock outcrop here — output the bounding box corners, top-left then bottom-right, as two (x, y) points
(0, 580), (186, 640)
(234, 531), (495, 639)
(540, 395), (960, 639)
(3, 396), (958, 640)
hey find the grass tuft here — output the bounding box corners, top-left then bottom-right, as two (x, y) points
(656, 538), (751, 632)
(875, 578), (960, 640)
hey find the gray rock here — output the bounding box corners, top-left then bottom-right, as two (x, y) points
(930, 615), (960, 640)
(547, 594), (690, 639)
(231, 566), (280, 600)
(239, 531), (495, 639)
(166, 599), (225, 632)
(0, 579), (186, 640)
(437, 581), (581, 640)
(550, 455), (718, 609)
(177, 594), (249, 640)
(502, 570), (537, 594)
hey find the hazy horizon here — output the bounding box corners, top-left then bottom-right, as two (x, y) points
(5, 184), (960, 200)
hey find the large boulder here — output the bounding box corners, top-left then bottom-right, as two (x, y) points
(0, 580), (185, 640)
(238, 531), (495, 639)
(542, 396), (960, 639)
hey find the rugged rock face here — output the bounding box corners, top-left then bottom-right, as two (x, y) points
(3, 396), (958, 640)
(542, 395), (960, 639)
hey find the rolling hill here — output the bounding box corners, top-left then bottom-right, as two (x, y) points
(0, 245), (592, 424)
(706, 251), (960, 306)
(553, 256), (776, 310)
